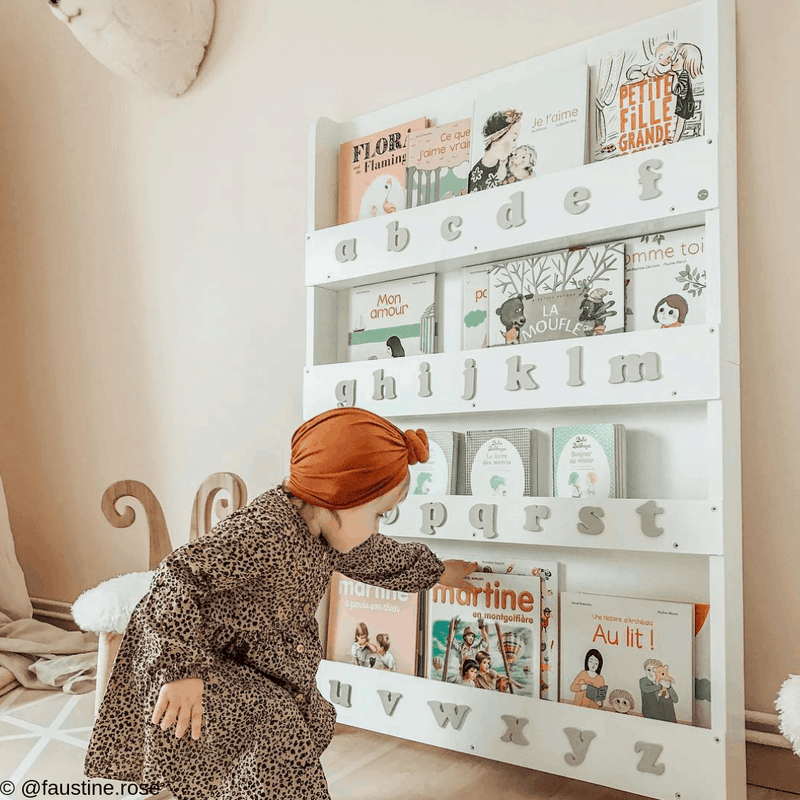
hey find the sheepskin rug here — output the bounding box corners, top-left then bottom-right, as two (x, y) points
(776, 674), (800, 757)
(71, 571), (154, 634)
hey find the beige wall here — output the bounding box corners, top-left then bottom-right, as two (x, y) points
(0, 0), (796, 716)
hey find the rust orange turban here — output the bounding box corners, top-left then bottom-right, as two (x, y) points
(287, 408), (428, 510)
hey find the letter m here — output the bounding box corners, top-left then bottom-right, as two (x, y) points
(608, 352), (661, 384)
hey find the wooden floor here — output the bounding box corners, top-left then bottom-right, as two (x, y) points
(322, 724), (800, 800)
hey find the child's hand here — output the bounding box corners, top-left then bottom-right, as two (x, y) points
(152, 677), (204, 740)
(438, 560), (479, 590)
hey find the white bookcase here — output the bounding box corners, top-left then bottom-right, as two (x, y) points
(304, 1), (744, 797)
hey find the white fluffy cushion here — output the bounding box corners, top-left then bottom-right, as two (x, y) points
(71, 571), (155, 634)
(776, 674), (800, 757)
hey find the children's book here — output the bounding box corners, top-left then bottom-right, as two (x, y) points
(425, 572), (541, 697)
(461, 266), (490, 351)
(588, 3), (706, 162)
(560, 592), (695, 725)
(406, 119), (471, 208)
(408, 431), (464, 496)
(326, 572), (421, 676)
(486, 242), (626, 347)
(347, 273), (437, 362)
(432, 552), (560, 701)
(621, 226), (706, 331)
(465, 428), (538, 497)
(552, 423), (627, 499)
(468, 64), (588, 193)
(338, 117), (429, 224)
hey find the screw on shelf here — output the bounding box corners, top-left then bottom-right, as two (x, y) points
(714, 737), (721, 743)
(669, 206), (676, 212)
(709, 327), (716, 334)
(707, 138), (713, 144)
(673, 542), (680, 549)
(671, 391), (678, 397)
(697, 189), (709, 201)
(307, 236), (311, 241)
(711, 506), (718, 512)
(469, 745), (475, 751)
(676, 794), (682, 799)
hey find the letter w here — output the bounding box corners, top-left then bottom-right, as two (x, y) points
(427, 701), (472, 731)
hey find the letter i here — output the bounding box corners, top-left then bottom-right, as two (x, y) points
(418, 362), (432, 398)
(462, 358), (477, 401)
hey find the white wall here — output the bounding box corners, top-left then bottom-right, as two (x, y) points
(0, 0), (796, 718)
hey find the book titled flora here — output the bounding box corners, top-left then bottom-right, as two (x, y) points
(560, 592), (694, 725)
(461, 265), (489, 351)
(434, 552), (560, 701)
(408, 431), (463, 496)
(469, 64), (588, 193)
(347, 273), (437, 362)
(465, 428), (538, 497)
(589, 3), (706, 162)
(326, 572), (421, 676)
(486, 242), (626, 347)
(622, 226), (706, 331)
(337, 117), (428, 225)
(405, 118), (471, 208)
(552, 423), (627, 499)
(425, 572), (541, 697)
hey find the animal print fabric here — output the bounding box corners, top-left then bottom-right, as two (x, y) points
(83, 486), (445, 799)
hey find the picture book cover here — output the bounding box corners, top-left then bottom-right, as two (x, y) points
(337, 116), (429, 225)
(552, 423), (626, 499)
(461, 265), (489, 351)
(433, 552), (560, 701)
(408, 431), (463, 496)
(468, 64), (588, 193)
(588, 3), (706, 162)
(326, 571), (421, 676)
(406, 118), (471, 208)
(347, 273), (437, 362)
(621, 226), (706, 331)
(560, 592), (694, 725)
(465, 428), (538, 497)
(425, 572), (541, 696)
(486, 242), (626, 347)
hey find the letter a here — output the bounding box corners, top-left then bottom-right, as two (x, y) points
(335, 239), (357, 263)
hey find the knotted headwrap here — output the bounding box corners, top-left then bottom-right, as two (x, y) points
(287, 407), (428, 510)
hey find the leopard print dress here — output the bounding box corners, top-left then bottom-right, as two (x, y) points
(83, 486), (445, 799)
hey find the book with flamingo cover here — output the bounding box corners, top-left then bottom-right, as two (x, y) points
(424, 572), (541, 697)
(337, 117), (428, 225)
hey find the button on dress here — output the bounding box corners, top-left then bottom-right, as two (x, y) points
(83, 486), (444, 799)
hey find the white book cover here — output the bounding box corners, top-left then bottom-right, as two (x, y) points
(347, 273), (437, 362)
(552, 423), (625, 499)
(622, 226), (706, 331)
(468, 64), (588, 193)
(408, 431), (462, 496)
(433, 552), (560, 701)
(560, 592), (694, 725)
(461, 265), (489, 350)
(425, 572), (541, 697)
(589, 3), (706, 162)
(486, 243), (626, 347)
(465, 428), (537, 497)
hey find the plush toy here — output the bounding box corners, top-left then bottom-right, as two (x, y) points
(44, 0), (215, 97)
(776, 674), (800, 757)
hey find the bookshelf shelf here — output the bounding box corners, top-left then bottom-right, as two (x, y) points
(315, 659), (724, 800)
(380, 496), (722, 556)
(303, 1), (743, 797)
(304, 325), (721, 416)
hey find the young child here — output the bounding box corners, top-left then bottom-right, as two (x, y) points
(351, 622), (378, 667)
(373, 633), (396, 671)
(83, 407), (476, 799)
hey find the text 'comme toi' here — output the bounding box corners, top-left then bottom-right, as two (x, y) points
(332, 160), (666, 263)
